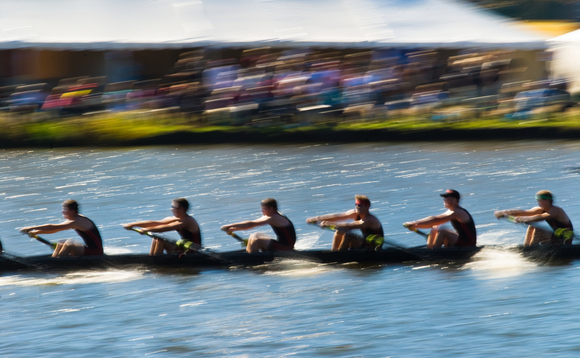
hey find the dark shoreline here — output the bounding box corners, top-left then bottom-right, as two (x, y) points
(2, 126), (580, 148)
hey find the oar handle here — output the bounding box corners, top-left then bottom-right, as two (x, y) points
(308, 221), (336, 230)
(505, 215), (520, 224)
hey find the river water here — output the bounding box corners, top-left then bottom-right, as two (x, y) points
(1, 141), (580, 357)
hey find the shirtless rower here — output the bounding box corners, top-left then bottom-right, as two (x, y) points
(20, 199), (104, 257)
(403, 189), (477, 249)
(123, 197), (201, 255)
(494, 190), (573, 246)
(306, 195), (384, 251)
(221, 198), (296, 253)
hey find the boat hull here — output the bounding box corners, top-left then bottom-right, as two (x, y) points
(3, 244), (578, 272)
(0, 246), (482, 272)
(515, 244), (580, 262)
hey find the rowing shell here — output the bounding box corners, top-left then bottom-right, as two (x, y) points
(514, 244), (580, 262)
(0, 246), (482, 272)
(4, 244), (578, 272)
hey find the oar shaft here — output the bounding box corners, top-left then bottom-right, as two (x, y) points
(130, 228), (200, 251)
(310, 221), (385, 247)
(220, 228), (248, 246)
(505, 215), (551, 231)
(229, 232), (247, 244)
(127, 227), (231, 262)
(25, 234), (57, 250)
(504, 216), (575, 243)
(403, 224), (429, 240)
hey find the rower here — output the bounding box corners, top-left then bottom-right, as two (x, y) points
(221, 198), (296, 253)
(306, 195), (384, 251)
(123, 197), (201, 256)
(403, 189), (477, 249)
(20, 200), (104, 257)
(495, 190), (573, 246)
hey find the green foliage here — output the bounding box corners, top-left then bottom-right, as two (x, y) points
(1, 109), (580, 147)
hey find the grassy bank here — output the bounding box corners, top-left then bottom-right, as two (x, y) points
(2, 110), (580, 148)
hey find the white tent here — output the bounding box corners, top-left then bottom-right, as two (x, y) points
(0, 0), (547, 50)
(548, 29), (580, 93)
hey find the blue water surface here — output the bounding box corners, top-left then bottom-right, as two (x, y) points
(0, 141), (579, 357)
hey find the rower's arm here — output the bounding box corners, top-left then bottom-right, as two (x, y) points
(143, 220), (185, 233)
(520, 212), (552, 223)
(123, 217), (177, 230)
(306, 210), (356, 224)
(330, 219), (366, 231)
(221, 216), (270, 232)
(405, 212), (455, 229)
(519, 207), (564, 223)
(494, 207), (542, 219)
(21, 221), (76, 235)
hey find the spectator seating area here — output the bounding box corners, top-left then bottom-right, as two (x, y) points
(0, 48), (573, 125)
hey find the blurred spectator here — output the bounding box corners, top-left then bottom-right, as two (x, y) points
(0, 47), (560, 123)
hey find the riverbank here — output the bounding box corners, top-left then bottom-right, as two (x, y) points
(2, 111), (580, 148)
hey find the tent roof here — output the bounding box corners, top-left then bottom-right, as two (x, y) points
(549, 28), (580, 43)
(0, 0), (548, 50)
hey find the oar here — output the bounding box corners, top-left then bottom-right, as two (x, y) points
(308, 221), (431, 260)
(128, 228), (228, 262)
(30, 234), (58, 250)
(223, 230), (248, 246)
(308, 221), (393, 249)
(129, 227), (199, 250)
(402, 224), (430, 241)
(504, 216), (575, 243)
(21, 232), (58, 251)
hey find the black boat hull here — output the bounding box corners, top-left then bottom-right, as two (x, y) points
(515, 244), (580, 262)
(0, 246), (483, 272)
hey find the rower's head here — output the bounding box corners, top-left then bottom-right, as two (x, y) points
(354, 195), (371, 214)
(62, 199), (79, 219)
(535, 190), (553, 209)
(440, 189), (460, 207)
(261, 198), (278, 215)
(171, 198), (190, 215)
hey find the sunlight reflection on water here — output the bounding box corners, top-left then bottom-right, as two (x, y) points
(0, 270), (145, 287)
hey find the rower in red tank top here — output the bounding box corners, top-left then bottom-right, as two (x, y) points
(404, 189), (477, 249)
(221, 198), (297, 253)
(20, 199), (104, 257)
